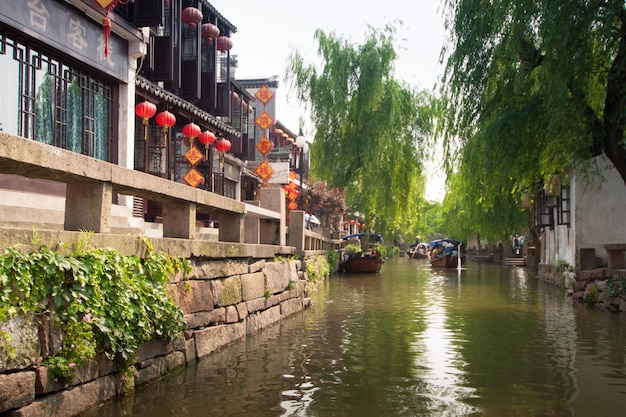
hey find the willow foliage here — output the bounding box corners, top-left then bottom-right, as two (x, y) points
(439, 0), (626, 240)
(286, 25), (433, 237)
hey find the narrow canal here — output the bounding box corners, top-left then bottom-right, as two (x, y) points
(81, 258), (626, 417)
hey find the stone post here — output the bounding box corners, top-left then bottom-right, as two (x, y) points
(260, 187), (286, 246)
(162, 200), (196, 239)
(244, 200), (260, 244)
(288, 210), (305, 251)
(64, 181), (112, 233)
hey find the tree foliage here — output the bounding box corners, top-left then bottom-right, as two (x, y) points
(302, 180), (347, 231)
(439, 0), (626, 240)
(286, 24), (434, 239)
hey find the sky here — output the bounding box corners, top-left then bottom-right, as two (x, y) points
(209, 0), (448, 200)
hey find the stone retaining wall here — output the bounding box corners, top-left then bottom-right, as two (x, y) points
(538, 263), (626, 312)
(1, 257), (318, 417)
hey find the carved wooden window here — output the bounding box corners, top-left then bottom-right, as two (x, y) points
(0, 32), (114, 162)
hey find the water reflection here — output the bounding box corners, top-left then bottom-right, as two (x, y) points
(79, 258), (626, 417)
(412, 272), (480, 416)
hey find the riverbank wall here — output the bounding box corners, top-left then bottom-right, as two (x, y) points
(0, 231), (327, 417)
(538, 263), (626, 312)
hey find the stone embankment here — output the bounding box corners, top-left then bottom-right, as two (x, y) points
(1, 257), (320, 417)
(538, 264), (626, 312)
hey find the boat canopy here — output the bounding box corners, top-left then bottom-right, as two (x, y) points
(429, 238), (464, 252)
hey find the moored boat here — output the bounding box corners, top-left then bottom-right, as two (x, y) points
(429, 238), (465, 268)
(339, 250), (384, 273)
(407, 242), (430, 259)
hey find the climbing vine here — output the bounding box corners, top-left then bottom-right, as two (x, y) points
(0, 233), (189, 381)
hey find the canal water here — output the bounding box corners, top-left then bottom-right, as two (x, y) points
(80, 258), (626, 417)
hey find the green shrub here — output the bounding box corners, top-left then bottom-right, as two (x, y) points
(326, 250), (339, 271)
(0, 235), (189, 382)
(306, 255), (330, 284)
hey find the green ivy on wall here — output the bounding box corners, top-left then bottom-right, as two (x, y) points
(0, 233), (189, 381)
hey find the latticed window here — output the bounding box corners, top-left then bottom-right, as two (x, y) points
(0, 31), (115, 162)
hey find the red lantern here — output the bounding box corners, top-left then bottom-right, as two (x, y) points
(182, 122), (201, 145)
(231, 91), (239, 103)
(197, 130), (216, 159)
(349, 219), (355, 225)
(215, 138), (231, 153)
(216, 36), (233, 52)
(135, 101), (157, 140)
(201, 23), (220, 40)
(215, 138), (231, 170)
(155, 111), (176, 146)
(182, 7), (203, 28)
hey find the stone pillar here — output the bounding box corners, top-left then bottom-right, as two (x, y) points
(162, 200), (196, 239)
(64, 181), (112, 233)
(288, 210), (305, 251)
(244, 201), (260, 244)
(260, 187), (286, 246)
(219, 212), (244, 243)
(116, 31), (146, 209)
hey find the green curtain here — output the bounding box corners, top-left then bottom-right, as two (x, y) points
(35, 74), (54, 145)
(94, 88), (108, 161)
(67, 77), (83, 154)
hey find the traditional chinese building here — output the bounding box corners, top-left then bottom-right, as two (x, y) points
(0, 0), (284, 232)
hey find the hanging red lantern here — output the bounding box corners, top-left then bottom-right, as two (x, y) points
(182, 7), (203, 28)
(215, 138), (231, 153)
(182, 122), (201, 146)
(349, 219), (355, 225)
(155, 110), (176, 146)
(197, 130), (216, 159)
(215, 138), (231, 170)
(201, 23), (220, 40)
(216, 36), (233, 52)
(231, 91), (239, 102)
(135, 101), (157, 140)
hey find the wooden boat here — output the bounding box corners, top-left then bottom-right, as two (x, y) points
(339, 251), (384, 273)
(429, 238), (465, 268)
(407, 242), (430, 259)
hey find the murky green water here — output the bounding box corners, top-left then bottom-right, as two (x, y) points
(81, 258), (626, 417)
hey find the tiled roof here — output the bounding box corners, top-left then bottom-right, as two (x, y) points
(200, 0), (237, 33)
(135, 75), (240, 137)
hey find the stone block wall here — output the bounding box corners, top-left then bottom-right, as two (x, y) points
(538, 263), (626, 312)
(0, 257), (317, 417)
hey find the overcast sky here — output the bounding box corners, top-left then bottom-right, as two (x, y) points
(210, 0), (448, 200)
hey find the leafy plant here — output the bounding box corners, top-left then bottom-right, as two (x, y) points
(263, 288), (271, 300)
(306, 255), (330, 284)
(0, 234), (189, 382)
(606, 275), (626, 298)
(584, 284), (599, 304)
(344, 243), (361, 254)
(555, 259), (574, 275)
(326, 249), (339, 271)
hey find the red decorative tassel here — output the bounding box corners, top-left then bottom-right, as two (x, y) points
(102, 17), (111, 59)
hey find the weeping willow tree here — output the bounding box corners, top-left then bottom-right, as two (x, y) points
(286, 24), (435, 239)
(439, 0), (626, 240)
